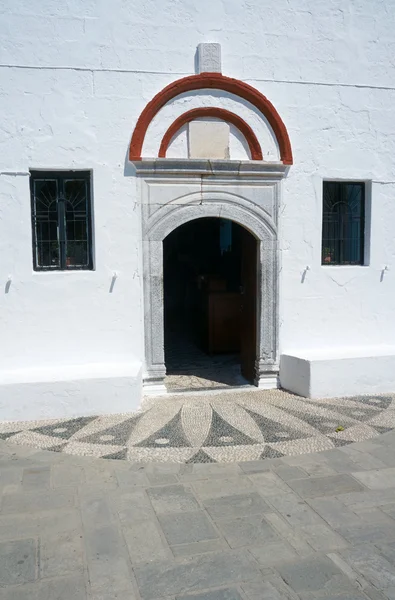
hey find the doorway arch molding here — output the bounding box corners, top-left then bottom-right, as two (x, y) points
(129, 73), (293, 164)
(146, 191), (277, 241)
(135, 160), (287, 393)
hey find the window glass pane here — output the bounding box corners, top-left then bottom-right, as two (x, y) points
(64, 179), (90, 268)
(32, 179), (60, 269)
(322, 182), (364, 265)
(30, 172), (92, 271)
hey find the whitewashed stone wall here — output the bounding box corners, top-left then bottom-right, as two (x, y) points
(1, 0), (395, 417)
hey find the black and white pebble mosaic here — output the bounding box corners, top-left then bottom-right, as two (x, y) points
(0, 389), (394, 463)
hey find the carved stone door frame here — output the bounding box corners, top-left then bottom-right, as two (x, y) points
(131, 159), (288, 394)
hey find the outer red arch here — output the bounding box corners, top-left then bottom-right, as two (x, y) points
(129, 72), (293, 165)
(158, 107), (263, 160)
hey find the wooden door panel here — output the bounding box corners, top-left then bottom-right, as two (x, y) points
(207, 293), (241, 354)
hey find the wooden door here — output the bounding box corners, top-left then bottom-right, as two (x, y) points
(240, 228), (257, 382)
(207, 293), (241, 354)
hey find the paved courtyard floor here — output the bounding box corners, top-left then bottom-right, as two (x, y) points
(2, 431), (395, 598)
(0, 389), (394, 463)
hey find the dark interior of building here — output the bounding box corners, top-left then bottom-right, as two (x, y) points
(163, 217), (246, 386)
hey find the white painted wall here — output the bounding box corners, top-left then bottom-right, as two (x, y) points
(1, 0), (395, 417)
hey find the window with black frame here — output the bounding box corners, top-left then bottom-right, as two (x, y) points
(322, 181), (365, 265)
(30, 171), (93, 271)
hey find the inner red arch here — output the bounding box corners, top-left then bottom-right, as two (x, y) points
(129, 72), (293, 165)
(158, 107), (263, 160)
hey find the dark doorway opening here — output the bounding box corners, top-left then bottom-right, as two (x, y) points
(163, 217), (258, 391)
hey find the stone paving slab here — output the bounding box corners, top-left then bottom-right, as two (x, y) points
(1, 432), (395, 598)
(157, 510), (219, 546)
(287, 473), (365, 498)
(202, 491), (271, 519)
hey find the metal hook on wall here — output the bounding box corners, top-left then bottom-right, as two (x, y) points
(5, 275), (11, 294)
(380, 265), (389, 282)
(109, 272), (118, 293)
(301, 265), (310, 284)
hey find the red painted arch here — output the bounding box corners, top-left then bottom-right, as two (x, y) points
(158, 107), (263, 160)
(129, 73), (293, 165)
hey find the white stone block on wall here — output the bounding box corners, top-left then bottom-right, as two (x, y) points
(188, 120), (230, 159)
(279, 355), (311, 397)
(280, 349), (395, 398)
(0, 362), (143, 420)
(197, 43), (221, 73)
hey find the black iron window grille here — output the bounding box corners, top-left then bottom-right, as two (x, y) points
(30, 171), (93, 271)
(322, 181), (365, 265)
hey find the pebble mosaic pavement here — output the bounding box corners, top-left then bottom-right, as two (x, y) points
(1, 389), (394, 463)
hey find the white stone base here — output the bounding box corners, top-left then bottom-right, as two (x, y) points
(256, 375), (279, 390)
(142, 379), (168, 396)
(0, 362), (142, 421)
(280, 348), (395, 398)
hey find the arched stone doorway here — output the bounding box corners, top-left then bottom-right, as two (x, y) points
(163, 217), (258, 391)
(128, 51), (292, 394)
(133, 159), (286, 394)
